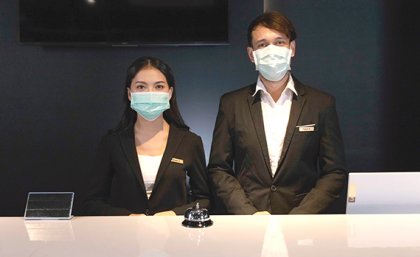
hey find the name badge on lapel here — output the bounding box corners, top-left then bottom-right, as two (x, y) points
(171, 157), (184, 164)
(296, 124), (316, 132)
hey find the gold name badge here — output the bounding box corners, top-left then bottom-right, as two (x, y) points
(299, 126), (315, 132)
(171, 158), (184, 164)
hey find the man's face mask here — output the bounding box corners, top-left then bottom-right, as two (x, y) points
(130, 92), (170, 121)
(252, 44), (292, 82)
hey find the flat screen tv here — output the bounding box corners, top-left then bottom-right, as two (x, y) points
(19, 0), (229, 46)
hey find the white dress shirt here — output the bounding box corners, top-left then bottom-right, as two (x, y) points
(138, 155), (163, 198)
(253, 76), (297, 176)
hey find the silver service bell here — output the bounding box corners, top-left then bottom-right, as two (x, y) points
(182, 202), (213, 228)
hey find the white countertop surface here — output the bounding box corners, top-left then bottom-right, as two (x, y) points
(1, 214), (420, 257)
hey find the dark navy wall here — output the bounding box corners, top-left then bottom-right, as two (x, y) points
(265, 0), (419, 171)
(0, 0), (263, 215)
(265, 0), (419, 213)
(1, 0), (419, 216)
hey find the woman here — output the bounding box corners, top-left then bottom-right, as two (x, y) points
(84, 57), (210, 216)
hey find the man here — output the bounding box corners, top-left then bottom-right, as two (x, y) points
(208, 11), (347, 214)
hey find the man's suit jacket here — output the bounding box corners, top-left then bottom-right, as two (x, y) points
(84, 124), (210, 216)
(208, 77), (347, 214)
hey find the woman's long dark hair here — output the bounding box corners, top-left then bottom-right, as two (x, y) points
(112, 56), (189, 132)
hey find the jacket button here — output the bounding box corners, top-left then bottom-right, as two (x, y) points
(145, 209), (150, 215)
(270, 185), (277, 192)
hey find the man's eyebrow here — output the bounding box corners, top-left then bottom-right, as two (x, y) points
(255, 39), (267, 44)
(274, 36), (288, 41)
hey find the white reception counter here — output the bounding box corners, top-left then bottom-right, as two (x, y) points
(1, 214), (420, 257)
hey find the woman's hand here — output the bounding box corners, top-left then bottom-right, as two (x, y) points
(154, 210), (176, 216)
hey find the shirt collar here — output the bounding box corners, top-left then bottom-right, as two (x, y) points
(252, 75), (298, 97)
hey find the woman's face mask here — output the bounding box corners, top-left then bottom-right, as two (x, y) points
(130, 92), (170, 121)
(252, 44), (293, 82)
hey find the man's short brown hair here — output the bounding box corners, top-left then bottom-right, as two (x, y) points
(247, 11), (297, 47)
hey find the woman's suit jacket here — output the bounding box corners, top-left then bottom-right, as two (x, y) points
(84, 124), (210, 215)
(208, 77), (347, 214)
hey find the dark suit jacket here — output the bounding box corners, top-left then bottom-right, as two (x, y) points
(208, 77), (347, 214)
(84, 125), (210, 215)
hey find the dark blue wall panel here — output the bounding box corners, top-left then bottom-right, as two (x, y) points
(1, 0), (418, 215)
(0, 0), (263, 215)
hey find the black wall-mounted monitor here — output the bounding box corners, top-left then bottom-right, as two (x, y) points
(19, 0), (229, 46)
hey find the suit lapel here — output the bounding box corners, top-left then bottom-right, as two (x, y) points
(152, 126), (185, 191)
(247, 89), (272, 176)
(119, 126), (146, 192)
(275, 80), (306, 177)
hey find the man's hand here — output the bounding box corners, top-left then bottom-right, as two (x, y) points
(253, 211), (271, 215)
